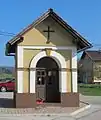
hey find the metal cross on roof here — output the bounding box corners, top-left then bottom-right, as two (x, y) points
(43, 26), (55, 44)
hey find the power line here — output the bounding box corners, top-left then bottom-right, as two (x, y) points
(0, 30), (15, 37)
(0, 30), (15, 35)
(0, 33), (15, 37)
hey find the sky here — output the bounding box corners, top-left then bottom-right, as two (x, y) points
(0, 0), (101, 66)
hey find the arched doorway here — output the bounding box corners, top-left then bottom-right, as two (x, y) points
(36, 57), (60, 103)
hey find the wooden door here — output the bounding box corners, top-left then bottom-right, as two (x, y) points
(46, 69), (60, 102)
(36, 70), (46, 101)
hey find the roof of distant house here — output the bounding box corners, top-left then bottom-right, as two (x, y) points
(81, 50), (101, 61)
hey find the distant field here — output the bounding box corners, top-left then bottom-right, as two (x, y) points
(0, 73), (14, 79)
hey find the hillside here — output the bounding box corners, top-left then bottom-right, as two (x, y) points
(0, 67), (14, 79)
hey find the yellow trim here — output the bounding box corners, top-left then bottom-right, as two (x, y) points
(45, 49), (52, 56)
(23, 71), (29, 93)
(67, 70), (71, 92)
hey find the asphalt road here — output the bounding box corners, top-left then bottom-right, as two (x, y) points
(80, 94), (101, 104)
(74, 94), (101, 120)
(73, 104), (101, 120)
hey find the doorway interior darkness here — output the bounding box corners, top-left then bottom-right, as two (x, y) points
(36, 57), (60, 103)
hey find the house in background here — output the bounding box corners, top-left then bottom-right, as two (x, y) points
(78, 50), (101, 84)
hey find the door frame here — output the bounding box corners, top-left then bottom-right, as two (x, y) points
(35, 57), (60, 102)
(29, 50), (67, 94)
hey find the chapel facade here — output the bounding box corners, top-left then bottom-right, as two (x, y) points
(6, 8), (92, 108)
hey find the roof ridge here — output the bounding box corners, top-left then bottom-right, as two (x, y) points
(6, 8), (92, 55)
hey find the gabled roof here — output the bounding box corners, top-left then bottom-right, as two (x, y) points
(81, 50), (101, 61)
(6, 8), (92, 55)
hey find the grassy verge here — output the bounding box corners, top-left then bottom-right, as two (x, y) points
(78, 83), (101, 96)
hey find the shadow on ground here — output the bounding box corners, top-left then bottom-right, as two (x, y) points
(0, 98), (14, 108)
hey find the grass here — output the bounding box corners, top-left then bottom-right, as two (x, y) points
(78, 83), (101, 96)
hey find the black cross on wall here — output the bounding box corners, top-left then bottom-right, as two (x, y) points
(43, 26), (55, 44)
